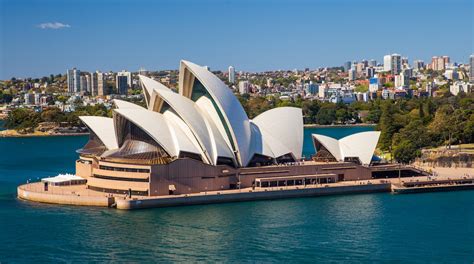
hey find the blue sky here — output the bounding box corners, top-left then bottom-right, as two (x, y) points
(0, 0), (472, 79)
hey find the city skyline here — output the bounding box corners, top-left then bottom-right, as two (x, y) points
(1, 0), (473, 79)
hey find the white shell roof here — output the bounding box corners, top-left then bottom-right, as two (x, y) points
(114, 108), (200, 158)
(79, 61), (306, 168)
(180, 60), (253, 167)
(312, 131), (381, 165)
(79, 116), (118, 150)
(252, 107), (304, 160)
(139, 75), (235, 165)
(113, 99), (145, 109)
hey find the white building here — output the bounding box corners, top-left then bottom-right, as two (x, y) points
(470, 55), (474, 83)
(450, 81), (471, 96)
(238, 81), (250, 94)
(383, 55), (392, 72)
(228, 66), (235, 84)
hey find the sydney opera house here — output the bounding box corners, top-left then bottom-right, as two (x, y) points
(75, 60), (412, 197)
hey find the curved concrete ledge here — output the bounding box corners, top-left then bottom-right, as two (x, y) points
(116, 183), (391, 210)
(17, 185), (113, 207)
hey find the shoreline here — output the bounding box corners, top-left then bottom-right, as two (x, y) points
(0, 130), (89, 138)
(303, 123), (376, 128)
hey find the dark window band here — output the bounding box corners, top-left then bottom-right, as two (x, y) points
(93, 174), (149, 182)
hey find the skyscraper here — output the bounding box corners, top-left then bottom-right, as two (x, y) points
(343, 61), (351, 72)
(97, 71), (107, 96)
(85, 74), (91, 94)
(383, 55), (392, 72)
(67, 68), (80, 93)
(116, 75), (128, 95)
(348, 68), (356, 81)
(90, 72), (98, 96)
(80, 75), (88, 93)
(116, 70), (131, 95)
(470, 55), (474, 83)
(228, 66), (235, 83)
(368, 60), (377, 67)
(390, 54), (402, 75)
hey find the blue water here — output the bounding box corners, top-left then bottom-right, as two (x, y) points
(1, 128), (473, 262)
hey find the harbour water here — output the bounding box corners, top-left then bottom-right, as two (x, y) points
(1, 127), (473, 262)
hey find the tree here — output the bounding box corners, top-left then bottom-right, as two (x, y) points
(378, 101), (396, 151)
(5, 108), (40, 133)
(316, 105), (336, 125)
(393, 140), (420, 164)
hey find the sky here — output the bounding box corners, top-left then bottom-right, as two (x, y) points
(0, 0), (473, 79)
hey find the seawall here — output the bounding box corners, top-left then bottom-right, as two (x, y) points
(115, 183), (391, 210)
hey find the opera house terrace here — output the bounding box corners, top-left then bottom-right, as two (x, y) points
(17, 60), (431, 209)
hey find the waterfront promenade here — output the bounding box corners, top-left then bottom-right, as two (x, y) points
(18, 168), (473, 210)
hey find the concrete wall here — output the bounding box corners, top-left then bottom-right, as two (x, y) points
(17, 185), (113, 207)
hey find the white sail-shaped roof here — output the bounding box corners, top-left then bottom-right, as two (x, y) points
(113, 99), (145, 109)
(114, 109), (201, 158)
(312, 131), (381, 165)
(139, 75), (235, 165)
(179, 60), (253, 167)
(252, 107), (304, 160)
(79, 116), (118, 150)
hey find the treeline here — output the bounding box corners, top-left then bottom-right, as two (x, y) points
(5, 92), (473, 164)
(4, 104), (111, 133)
(238, 93), (474, 163)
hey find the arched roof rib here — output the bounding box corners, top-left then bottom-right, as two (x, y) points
(139, 75), (235, 165)
(179, 60), (253, 167)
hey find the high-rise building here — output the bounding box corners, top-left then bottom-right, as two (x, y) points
(470, 55), (474, 83)
(383, 55), (392, 72)
(80, 75), (88, 93)
(117, 70), (132, 87)
(85, 74), (91, 94)
(343, 61), (351, 72)
(430, 56), (448, 71)
(413, 60), (424, 71)
(228, 66), (235, 84)
(368, 60), (377, 67)
(90, 72), (98, 96)
(67, 68), (80, 93)
(116, 70), (131, 95)
(116, 76), (128, 95)
(97, 72), (107, 96)
(390, 54), (402, 75)
(348, 68), (356, 81)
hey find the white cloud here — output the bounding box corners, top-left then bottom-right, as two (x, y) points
(37, 22), (71, 30)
